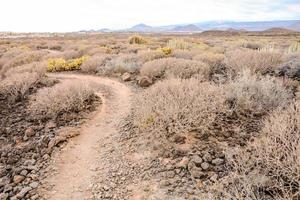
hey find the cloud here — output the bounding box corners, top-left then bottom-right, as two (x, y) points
(0, 0), (299, 32)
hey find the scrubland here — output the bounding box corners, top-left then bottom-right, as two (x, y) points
(0, 31), (300, 199)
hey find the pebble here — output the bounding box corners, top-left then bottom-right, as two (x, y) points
(200, 162), (210, 170)
(211, 158), (224, 166)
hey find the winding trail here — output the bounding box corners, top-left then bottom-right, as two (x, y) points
(40, 74), (132, 200)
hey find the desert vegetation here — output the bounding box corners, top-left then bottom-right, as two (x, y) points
(0, 31), (299, 199)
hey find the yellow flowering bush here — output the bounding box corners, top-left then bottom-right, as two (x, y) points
(157, 47), (172, 55)
(47, 56), (89, 72)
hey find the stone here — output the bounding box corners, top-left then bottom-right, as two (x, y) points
(202, 152), (213, 162)
(20, 170), (28, 176)
(14, 187), (32, 199)
(200, 162), (210, 170)
(122, 72), (132, 81)
(190, 168), (205, 179)
(191, 155), (203, 165)
(25, 128), (35, 137)
(211, 158), (224, 166)
(13, 175), (25, 184)
(0, 193), (8, 200)
(177, 157), (189, 168)
(45, 121), (56, 130)
(276, 59), (300, 80)
(29, 181), (39, 189)
(138, 76), (153, 87)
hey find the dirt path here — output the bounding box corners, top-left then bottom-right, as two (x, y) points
(39, 74), (133, 200)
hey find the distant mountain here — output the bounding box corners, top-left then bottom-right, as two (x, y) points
(195, 20), (300, 31)
(263, 27), (293, 32)
(98, 20), (300, 33)
(127, 23), (155, 32)
(170, 24), (201, 32)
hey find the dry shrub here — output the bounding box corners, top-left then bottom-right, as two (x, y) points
(226, 49), (283, 74)
(171, 49), (200, 60)
(28, 80), (95, 120)
(81, 55), (110, 73)
(104, 54), (140, 74)
(5, 62), (46, 77)
(0, 72), (41, 104)
(136, 50), (165, 63)
(193, 52), (225, 67)
(210, 102), (300, 200)
(133, 78), (225, 139)
(1, 50), (47, 74)
(287, 40), (300, 53)
(61, 50), (84, 60)
(140, 58), (210, 80)
(224, 70), (293, 114)
(129, 35), (147, 44)
(167, 38), (189, 50)
(242, 41), (263, 50)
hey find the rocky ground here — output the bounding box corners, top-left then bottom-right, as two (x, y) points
(0, 77), (100, 200)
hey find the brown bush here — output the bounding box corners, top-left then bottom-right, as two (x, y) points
(171, 49), (200, 60)
(28, 80), (95, 120)
(193, 52), (225, 67)
(133, 78), (225, 139)
(5, 62), (46, 78)
(104, 54), (140, 75)
(136, 50), (165, 63)
(226, 49), (283, 74)
(210, 101), (300, 200)
(0, 72), (41, 104)
(1, 50), (47, 74)
(81, 55), (110, 73)
(140, 58), (211, 80)
(224, 70), (293, 114)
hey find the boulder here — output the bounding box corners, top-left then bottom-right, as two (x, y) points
(138, 76), (153, 87)
(122, 73), (132, 82)
(276, 59), (300, 80)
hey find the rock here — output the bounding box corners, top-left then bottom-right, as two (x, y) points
(13, 175), (25, 184)
(14, 187), (32, 199)
(176, 157), (189, 168)
(210, 173), (218, 182)
(191, 155), (203, 165)
(20, 170), (28, 176)
(29, 181), (39, 189)
(45, 121), (56, 130)
(276, 59), (300, 80)
(25, 128), (35, 137)
(202, 153), (213, 162)
(138, 76), (153, 87)
(0, 193), (8, 200)
(200, 162), (210, 170)
(122, 73), (132, 81)
(190, 168), (205, 179)
(211, 158), (224, 166)
(0, 177), (9, 188)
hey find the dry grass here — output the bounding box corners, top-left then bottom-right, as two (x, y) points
(133, 78), (225, 139)
(224, 70), (293, 114)
(209, 101), (300, 200)
(81, 55), (110, 73)
(226, 49), (283, 74)
(28, 80), (95, 120)
(167, 38), (189, 50)
(0, 72), (42, 104)
(104, 54), (140, 75)
(140, 57), (211, 80)
(0, 62), (47, 103)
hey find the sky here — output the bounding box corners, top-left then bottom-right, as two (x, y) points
(0, 0), (300, 32)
